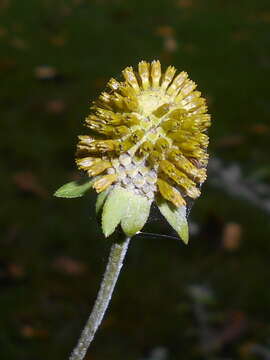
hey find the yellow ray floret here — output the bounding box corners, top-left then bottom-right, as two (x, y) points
(87, 160), (111, 177)
(157, 179), (186, 207)
(93, 174), (118, 193)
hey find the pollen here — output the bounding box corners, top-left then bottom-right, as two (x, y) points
(76, 60), (211, 208)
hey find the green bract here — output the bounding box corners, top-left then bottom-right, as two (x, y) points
(54, 178), (95, 198)
(101, 187), (130, 237)
(120, 191), (151, 237)
(157, 198), (189, 244)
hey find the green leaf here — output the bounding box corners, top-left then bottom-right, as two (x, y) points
(121, 193), (151, 236)
(102, 187), (130, 237)
(96, 188), (111, 214)
(54, 178), (94, 198)
(157, 200), (189, 244)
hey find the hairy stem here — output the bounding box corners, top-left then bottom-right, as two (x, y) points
(69, 236), (131, 360)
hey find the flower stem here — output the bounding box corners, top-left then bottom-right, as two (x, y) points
(69, 236), (131, 360)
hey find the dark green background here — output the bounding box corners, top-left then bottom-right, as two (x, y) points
(1, 0), (270, 359)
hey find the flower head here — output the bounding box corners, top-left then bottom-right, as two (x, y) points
(74, 60), (211, 241)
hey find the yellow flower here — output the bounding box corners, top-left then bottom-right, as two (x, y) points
(58, 60), (211, 242)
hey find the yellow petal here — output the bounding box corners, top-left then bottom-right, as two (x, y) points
(151, 60), (161, 88)
(93, 174), (117, 193)
(161, 65), (176, 91)
(76, 157), (100, 170)
(122, 66), (140, 93)
(166, 71), (188, 96)
(87, 160), (111, 176)
(157, 179), (186, 207)
(138, 61), (150, 90)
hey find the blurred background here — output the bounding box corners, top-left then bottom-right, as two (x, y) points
(1, 0), (270, 359)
